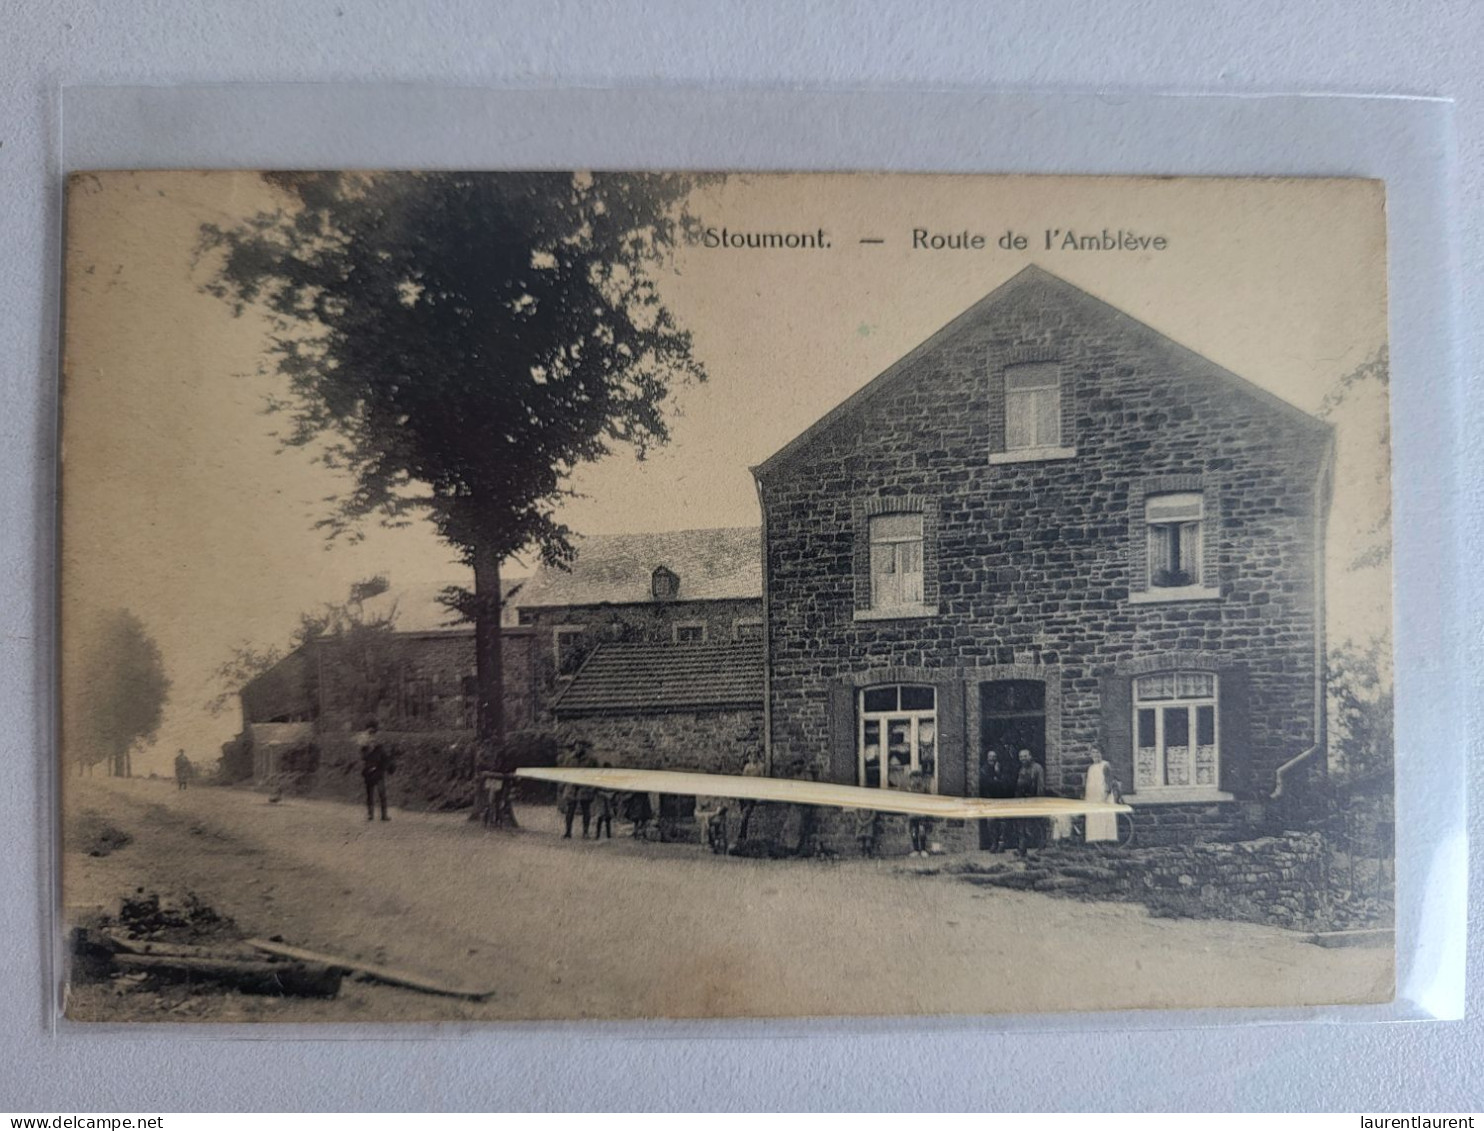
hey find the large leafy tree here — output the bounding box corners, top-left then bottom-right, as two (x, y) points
(199, 172), (705, 752)
(69, 609), (171, 776)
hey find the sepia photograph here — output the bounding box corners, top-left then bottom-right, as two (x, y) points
(59, 170), (1395, 1022)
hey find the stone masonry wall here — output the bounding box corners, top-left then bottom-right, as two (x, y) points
(556, 707), (764, 775)
(312, 628), (539, 737)
(963, 832), (1331, 929)
(758, 271), (1330, 821)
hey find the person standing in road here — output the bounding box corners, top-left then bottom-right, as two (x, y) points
(560, 740), (595, 839)
(1013, 747), (1047, 857)
(592, 762), (617, 840)
(359, 720), (394, 822)
(174, 749), (191, 790)
(906, 769), (934, 858)
(980, 747), (1015, 852)
(737, 750), (764, 840)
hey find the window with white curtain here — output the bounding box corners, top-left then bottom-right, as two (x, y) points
(1133, 671), (1219, 790)
(1145, 492), (1203, 588)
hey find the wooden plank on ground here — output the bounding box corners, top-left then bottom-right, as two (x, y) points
(246, 938), (496, 1001)
(111, 953), (343, 997)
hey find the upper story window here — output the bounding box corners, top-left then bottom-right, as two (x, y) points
(869, 513), (924, 611)
(1004, 362), (1061, 451)
(1133, 671), (1218, 791)
(1145, 492), (1203, 589)
(673, 621), (707, 644)
(853, 496), (938, 621)
(651, 566), (679, 600)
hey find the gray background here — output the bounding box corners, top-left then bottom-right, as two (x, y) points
(4, 1), (1480, 1112)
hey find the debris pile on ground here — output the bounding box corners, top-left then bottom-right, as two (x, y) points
(67, 812), (134, 858)
(71, 889), (495, 1012)
(117, 889), (236, 944)
(72, 890), (343, 1002)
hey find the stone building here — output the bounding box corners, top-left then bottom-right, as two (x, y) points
(237, 583), (540, 782)
(752, 265), (1334, 846)
(238, 530), (765, 784)
(513, 526), (763, 678)
(517, 527), (766, 774)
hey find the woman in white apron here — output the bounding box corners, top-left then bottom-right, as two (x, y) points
(1083, 755), (1120, 843)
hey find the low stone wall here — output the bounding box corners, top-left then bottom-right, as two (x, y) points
(960, 832), (1333, 929)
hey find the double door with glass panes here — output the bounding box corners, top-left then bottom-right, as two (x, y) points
(858, 685), (937, 792)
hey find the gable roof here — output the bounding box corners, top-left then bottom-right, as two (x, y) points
(550, 641), (764, 716)
(512, 527), (761, 608)
(752, 264), (1330, 479)
(356, 581), (472, 634)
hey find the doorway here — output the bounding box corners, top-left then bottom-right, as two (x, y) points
(978, 679), (1046, 848)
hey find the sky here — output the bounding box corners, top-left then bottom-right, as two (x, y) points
(60, 171), (1391, 774)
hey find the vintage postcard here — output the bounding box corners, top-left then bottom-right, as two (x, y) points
(59, 171), (1394, 1021)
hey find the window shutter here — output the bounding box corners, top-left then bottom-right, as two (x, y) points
(827, 684), (857, 786)
(1101, 674), (1135, 796)
(1218, 667), (1251, 797)
(936, 681), (967, 796)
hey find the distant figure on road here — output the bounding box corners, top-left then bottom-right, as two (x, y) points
(359, 720), (394, 822)
(174, 749), (191, 790)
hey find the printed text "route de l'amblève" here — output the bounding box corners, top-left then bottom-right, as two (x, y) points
(698, 227), (1168, 252)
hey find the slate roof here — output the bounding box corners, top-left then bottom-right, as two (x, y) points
(551, 641), (764, 716)
(752, 264), (1330, 479)
(352, 578), (531, 633)
(513, 527), (762, 608)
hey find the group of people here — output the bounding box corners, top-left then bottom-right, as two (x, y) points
(981, 746), (1121, 855)
(555, 741), (622, 840)
(350, 724), (1120, 856)
(980, 747), (1050, 856)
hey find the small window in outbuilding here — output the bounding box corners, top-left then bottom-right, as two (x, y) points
(651, 566), (679, 600)
(733, 618), (763, 642)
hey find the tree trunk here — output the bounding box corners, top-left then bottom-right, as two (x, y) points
(472, 542), (506, 763)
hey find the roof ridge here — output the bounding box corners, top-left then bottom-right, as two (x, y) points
(752, 264), (1327, 478)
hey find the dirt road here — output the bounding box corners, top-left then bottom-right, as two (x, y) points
(61, 776), (1393, 1022)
